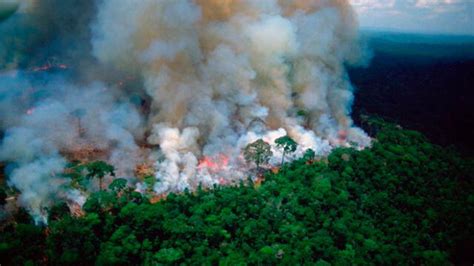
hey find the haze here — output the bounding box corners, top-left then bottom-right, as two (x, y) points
(351, 0), (474, 35)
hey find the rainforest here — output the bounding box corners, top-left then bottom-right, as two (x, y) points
(1, 119), (473, 265)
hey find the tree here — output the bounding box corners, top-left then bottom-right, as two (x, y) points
(303, 149), (316, 161)
(154, 248), (184, 264)
(109, 178), (127, 193)
(83, 191), (116, 213)
(63, 161), (87, 190)
(48, 202), (71, 223)
(275, 135), (298, 164)
(244, 139), (273, 171)
(0, 186), (7, 205)
(71, 109), (86, 137)
(85, 161), (115, 191)
(46, 213), (101, 265)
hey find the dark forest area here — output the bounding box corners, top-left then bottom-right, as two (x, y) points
(351, 31), (474, 156)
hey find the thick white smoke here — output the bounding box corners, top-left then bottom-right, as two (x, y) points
(92, 0), (370, 190)
(0, 0), (370, 222)
(0, 74), (145, 222)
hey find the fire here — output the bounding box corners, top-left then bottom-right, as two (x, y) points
(197, 154), (229, 173)
(62, 145), (109, 162)
(68, 202), (85, 217)
(338, 130), (348, 142)
(26, 107), (35, 115)
(135, 163), (155, 179)
(271, 166), (280, 174)
(150, 193), (167, 204)
(32, 65), (52, 72)
(31, 62), (68, 72)
(254, 176), (264, 188)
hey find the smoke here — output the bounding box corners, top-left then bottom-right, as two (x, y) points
(0, 0), (370, 222)
(0, 0), (97, 71)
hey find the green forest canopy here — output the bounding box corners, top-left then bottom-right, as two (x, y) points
(1, 120), (473, 265)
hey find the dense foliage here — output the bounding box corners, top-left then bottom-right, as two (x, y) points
(1, 121), (473, 265)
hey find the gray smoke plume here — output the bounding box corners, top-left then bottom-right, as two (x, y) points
(0, 0), (371, 222)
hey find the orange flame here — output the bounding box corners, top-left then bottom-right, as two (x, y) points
(150, 194), (167, 204)
(31, 63), (68, 72)
(197, 154), (229, 173)
(338, 130), (348, 141)
(68, 202), (85, 217)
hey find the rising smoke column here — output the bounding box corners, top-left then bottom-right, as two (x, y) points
(0, 0), (145, 223)
(92, 0), (371, 193)
(0, 0), (371, 222)
(0, 75), (145, 223)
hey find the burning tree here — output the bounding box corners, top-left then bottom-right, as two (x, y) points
(71, 108), (86, 137)
(275, 135), (298, 164)
(244, 139), (272, 172)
